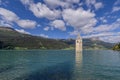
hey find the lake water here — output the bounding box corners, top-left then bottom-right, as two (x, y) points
(0, 50), (120, 80)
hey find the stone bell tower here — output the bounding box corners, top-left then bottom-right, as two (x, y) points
(76, 33), (82, 52)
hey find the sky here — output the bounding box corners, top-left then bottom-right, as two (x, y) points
(0, 0), (120, 43)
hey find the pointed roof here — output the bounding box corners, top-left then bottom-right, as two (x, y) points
(77, 33), (82, 39)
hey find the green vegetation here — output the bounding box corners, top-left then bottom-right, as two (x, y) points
(0, 27), (114, 50)
(63, 46), (75, 50)
(14, 47), (28, 50)
(0, 27), (69, 50)
(113, 43), (120, 51)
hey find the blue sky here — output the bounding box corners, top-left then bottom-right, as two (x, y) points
(0, 0), (120, 43)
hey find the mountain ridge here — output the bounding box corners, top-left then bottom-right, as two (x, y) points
(0, 26), (114, 50)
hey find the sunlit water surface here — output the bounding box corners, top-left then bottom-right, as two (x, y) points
(0, 50), (120, 80)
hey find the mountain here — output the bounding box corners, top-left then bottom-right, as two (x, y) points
(0, 26), (114, 50)
(112, 43), (120, 51)
(60, 38), (114, 50)
(0, 27), (69, 50)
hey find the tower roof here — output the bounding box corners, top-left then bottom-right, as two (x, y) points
(77, 33), (82, 39)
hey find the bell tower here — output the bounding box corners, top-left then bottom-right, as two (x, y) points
(76, 33), (82, 52)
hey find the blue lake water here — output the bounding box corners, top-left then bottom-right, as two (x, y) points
(0, 50), (120, 80)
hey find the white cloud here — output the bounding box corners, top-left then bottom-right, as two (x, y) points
(112, 0), (120, 13)
(40, 34), (48, 38)
(20, 0), (32, 5)
(30, 3), (61, 20)
(99, 36), (120, 43)
(0, 8), (19, 22)
(83, 32), (120, 42)
(62, 8), (97, 33)
(15, 29), (30, 34)
(68, 17), (120, 43)
(117, 18), (120, 21)
(94, 18), (120, 33)
(94, 24), (111, 33)
(44, 0), (69, 8)
(44, 26), (49, 31)
(99, 16), (108, 23)
(0, 8), (37, 29)
(85, 0), (103, 10)
(112, 6), (120, 12)
(66, 0), (80, 3)
(0, 20), (13, 27)
(21, 0), (61, 20)
(94, 2), (103, 10)
(69, 30), (79, 36)
(82, 32), (120, 43)
(51, 20), (66, 31)
(0, 23), (12, 28)
(114, 0), (120, 5)
(44, 0), (80, 9)
(37, 24), (41, 27)
(17, 20), (37, 29)
(86, 0), (96, 5)
(83, 32), (118, 38)
(102, 19), (107, 23)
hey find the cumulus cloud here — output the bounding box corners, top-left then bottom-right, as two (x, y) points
(94, 2), (103, 10)
(0, 20), (13, 27)
(0, 23), (12, 27)
(21, 0), (61, 20)
(81, 18), (120, 43)
(44, 26), (50, 31)
(94, 25), (111, 33)
(1, 0), (119, 43)
(112, 0), (120, 13)
(17, 20), (37, 29)
(99, 36), (120, 43)
(69, 30), (79, 36)
(85, 0), (103, 10)
(0, 8), (19, 22)
(99, 17), (107, 23)
(63, 8), (97, 33)
(83, 32), (119, 38)
(82, 31), (120, 43)
(40, 34), (48, 38)
(0, 8), (37, 29)
(44, 0), (68, 8)
(112, 6), (120, 12)
(44, 0), (80, 9)
(15, 29), (30, 34)
(19, 0), (120, 43)
(20, 0), (32, 5)
(93, 18), (120, 33)
(66, 0), (80, 3)
(51, 20), (66, 31)
(20, 0), (105, 33)
(114, 0), (120, 5)
(29, 3), (61, 20)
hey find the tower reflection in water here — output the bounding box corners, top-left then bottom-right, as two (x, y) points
(75, 51), (82, 68)
(72, 51), (83, 80)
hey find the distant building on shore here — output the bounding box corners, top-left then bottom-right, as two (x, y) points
(76, 34), (82, 52)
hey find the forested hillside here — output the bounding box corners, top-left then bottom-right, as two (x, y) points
(0, 27), (114, 50)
